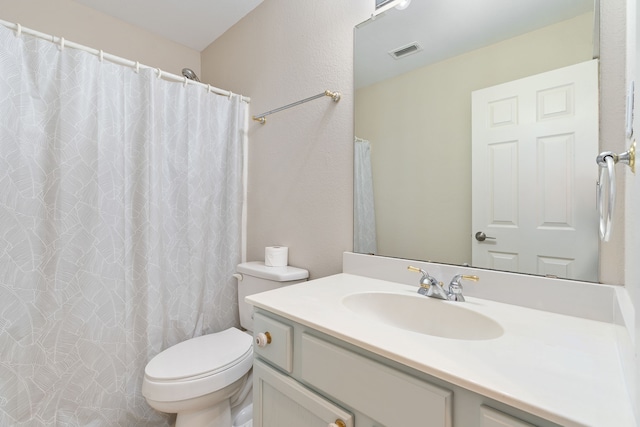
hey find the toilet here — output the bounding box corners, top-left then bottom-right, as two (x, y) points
(141, 261), (309, 427)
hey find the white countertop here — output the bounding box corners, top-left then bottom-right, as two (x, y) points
(246, 273), (635, 427)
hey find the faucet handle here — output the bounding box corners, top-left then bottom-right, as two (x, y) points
(408, 266), (450, 299)
(408, 265), (438, 293)
(407, 265), (434, 283)
(408, 265), (427, 288)
(447, 274), (479, 302)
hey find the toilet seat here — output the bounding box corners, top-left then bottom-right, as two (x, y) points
(142, 327), (253, 403)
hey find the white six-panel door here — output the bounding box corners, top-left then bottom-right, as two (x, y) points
(471, 60), (599, 282)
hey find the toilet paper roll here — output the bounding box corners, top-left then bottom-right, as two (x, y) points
(265, 246), (288, 267)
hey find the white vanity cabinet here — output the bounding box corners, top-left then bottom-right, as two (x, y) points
(252, 310), (561, 427)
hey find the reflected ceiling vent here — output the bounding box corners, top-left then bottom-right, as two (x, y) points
(388, 42), (422, 59)
(375, 0), (395, 9)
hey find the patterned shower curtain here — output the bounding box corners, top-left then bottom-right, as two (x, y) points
(0, 25), (247, 426)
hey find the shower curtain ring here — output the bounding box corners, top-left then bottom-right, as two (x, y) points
(135, 61), (140, 73)
(59, 37), (65, 50)
(15, 23), (21, 37)
(99, 50), (104, 62)
(156, 68), (162, 79)
(183, 76), (189, 87)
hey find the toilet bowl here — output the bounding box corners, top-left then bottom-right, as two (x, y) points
(142, 328), (253, 427)
(142, 262), (309, 427)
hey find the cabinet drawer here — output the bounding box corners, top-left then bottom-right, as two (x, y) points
(253, 312), (293, 373)
(301, 333), (452, 427)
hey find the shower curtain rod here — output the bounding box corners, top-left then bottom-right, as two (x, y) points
(0, 19), (250, 103)
(252, 90), (341, 124)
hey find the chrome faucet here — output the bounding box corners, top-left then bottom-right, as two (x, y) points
(447, 274), (479, 302)
(407, 266), (448, 300)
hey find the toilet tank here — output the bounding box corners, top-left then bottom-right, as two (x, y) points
(235, 261), (308, 331)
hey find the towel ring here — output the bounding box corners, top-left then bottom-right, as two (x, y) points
(596, 154), (615, 241)
(596, 140), (636, 242)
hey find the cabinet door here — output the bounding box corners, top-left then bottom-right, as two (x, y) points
(301, 333), (452, 427)
(253, 359), (354, 427)
(481, 406), (537, 427)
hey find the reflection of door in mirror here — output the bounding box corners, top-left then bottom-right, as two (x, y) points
(471, 60), (599, 282)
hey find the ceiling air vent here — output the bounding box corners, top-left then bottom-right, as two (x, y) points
(388, 42), (422, 60)
(375, 0), (395, 9)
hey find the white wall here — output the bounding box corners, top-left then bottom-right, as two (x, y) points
(0, 0), (200, 77)
(201, 0), (372, 278)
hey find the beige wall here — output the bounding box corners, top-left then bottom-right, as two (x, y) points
(201, 0), (372, 278)
(355, 14), (594, 265)
(0, 0), (200, 77)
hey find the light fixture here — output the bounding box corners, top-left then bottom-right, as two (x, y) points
(395, 0), (411, 10)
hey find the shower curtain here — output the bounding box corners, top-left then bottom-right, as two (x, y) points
(0, 25), (247, 426)
(354, 138), (377, 254)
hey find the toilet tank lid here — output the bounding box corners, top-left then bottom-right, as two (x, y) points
(237, 261), (309, 281)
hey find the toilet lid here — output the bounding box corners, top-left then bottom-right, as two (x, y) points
(145, 327), (253, 381)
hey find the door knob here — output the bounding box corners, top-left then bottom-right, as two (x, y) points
(475, 231), (496, 242)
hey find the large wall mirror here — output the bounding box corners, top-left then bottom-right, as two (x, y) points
(353, 0), (614, 283)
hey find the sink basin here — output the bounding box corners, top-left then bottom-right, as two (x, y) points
(342, 291), (504, 340)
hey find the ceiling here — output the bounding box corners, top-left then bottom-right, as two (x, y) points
(74, 0), (263, 51)
(355, 0), (595, 88)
